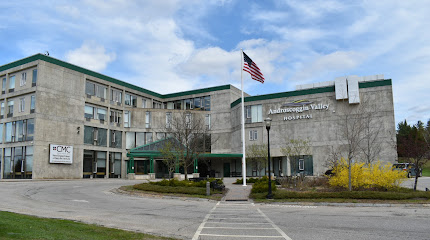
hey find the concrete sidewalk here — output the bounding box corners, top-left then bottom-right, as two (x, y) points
(222, 177), (252, 201)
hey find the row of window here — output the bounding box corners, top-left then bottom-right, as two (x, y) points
(84, 126), (122, 148)
(1, 69), (37, 94)
(0, 95), (35, 118)
(85, 80), (211, 111)
(83, 150), (122, 178)
(0, 119), (35, 144)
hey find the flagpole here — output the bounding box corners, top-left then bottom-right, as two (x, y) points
(241, 49), (247, 186)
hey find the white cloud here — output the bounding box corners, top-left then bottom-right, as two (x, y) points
(55, 5), (80, 18)
(65, 41), (116, 72)
(291, 51), (365, 83)
(285, 0), (345, 20)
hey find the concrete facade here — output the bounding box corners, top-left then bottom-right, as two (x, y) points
(0, 54), (397, 179)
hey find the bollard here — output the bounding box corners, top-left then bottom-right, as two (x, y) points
(206, 181), (210, 196)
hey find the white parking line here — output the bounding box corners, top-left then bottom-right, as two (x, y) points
(198, 233), (286, 238)
(193, 201), (293, 240)
(192, 201), (220, 240)
(257, 208), (292, 240)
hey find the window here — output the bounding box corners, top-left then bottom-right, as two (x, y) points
(3, 119), (34, 143)
(142, 98), (147, 108)
(124, 111), (130, 127)
(84, 126), (107, 146)
(125, 93), (137, 107)
(245, 105), (263, 123)
(26, 119), (34, 141)
(166, 102), (174, 109)
(7, 100), (13, 117)
(85, 81), (107, 99)
(5, 122), (12, 142)
(26, 146), (34, 174)
(15, 120), (23, 142)
(110, 110), (122, 125)
(20, 72), (27, 86)
(153, 100), (162, 109)
(203, 96), (211, 111)
(184, 99), (191, 109)
(32, 69), (37, 86)
(111, 88), (122, 104)
(1, 102), (4, 117)
(2, 77), (6, 93)
(125, 132), (152, 149)
(246, 106), (251, 119)
(194, 97), (202, 110)
(109, 152), (122, 177)
(84, 105), (94, 119)
(299, 159), (305, 171)
(84, 105), (107, 121)
(146, 132), (153, 144)
(30, 95), (35, 112)
(145, 111), (151, 128)
(85, 81), (95, 96)
(174, 100), (182, 110)
(19, 98), (25, 112)
(166, 112), (172, 128)
(9, 75), (15, 92)
(110, 130), (122, 148)
(136, 132), (145, 146)
(0, 123), (3, 144)
(249, 130), (258, 141)
(125, 132), (135, 149)
(97, 108), (107, 121)
(205, 114), (211, 130)
(251, 105), (262, 123)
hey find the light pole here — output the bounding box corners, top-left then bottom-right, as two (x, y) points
(265, 117), (273, 199)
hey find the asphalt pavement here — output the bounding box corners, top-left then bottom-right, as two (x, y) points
(0, 178), (429, 240)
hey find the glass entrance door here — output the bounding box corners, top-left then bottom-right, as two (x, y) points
(3, 147), (33, 179)
(83, 150), (107, 178)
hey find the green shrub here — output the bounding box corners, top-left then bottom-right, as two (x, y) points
(251, 179), (277, 193)
(235, 177), (259, 184)
(134, 183), (208, 195)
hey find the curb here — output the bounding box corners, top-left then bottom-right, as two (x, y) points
(257, 201), (430, 208)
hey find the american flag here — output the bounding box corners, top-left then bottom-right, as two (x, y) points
(243, 52), (264, 83)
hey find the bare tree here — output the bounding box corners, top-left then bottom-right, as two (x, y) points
(164, 111), (211, 180)
(324, 145), (342, 169)
(159, 140), (179, 179)
(335, 97), (385, 191)
(357, 106), (383, 164)
(246, 143), (267, 177)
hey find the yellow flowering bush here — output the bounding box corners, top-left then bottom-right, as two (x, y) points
(329, 158), (407, 190)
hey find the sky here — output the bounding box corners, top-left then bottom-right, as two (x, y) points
(0, 0), (429, 126)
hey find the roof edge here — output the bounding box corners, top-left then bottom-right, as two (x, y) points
(230, 79), (392, 108)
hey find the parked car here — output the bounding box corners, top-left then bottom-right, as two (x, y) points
(392, 163), (422, 178)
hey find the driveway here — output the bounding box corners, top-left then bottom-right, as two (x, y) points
(401, 177), (430, 191)
(1, 179), (429, 240)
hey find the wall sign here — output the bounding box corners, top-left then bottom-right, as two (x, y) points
(49, 144), (73, 164)
(268, 99), (330, 121)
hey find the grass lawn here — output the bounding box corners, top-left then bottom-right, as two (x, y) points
(0, 211), (175, 240)
(422, 161), (430, 177)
